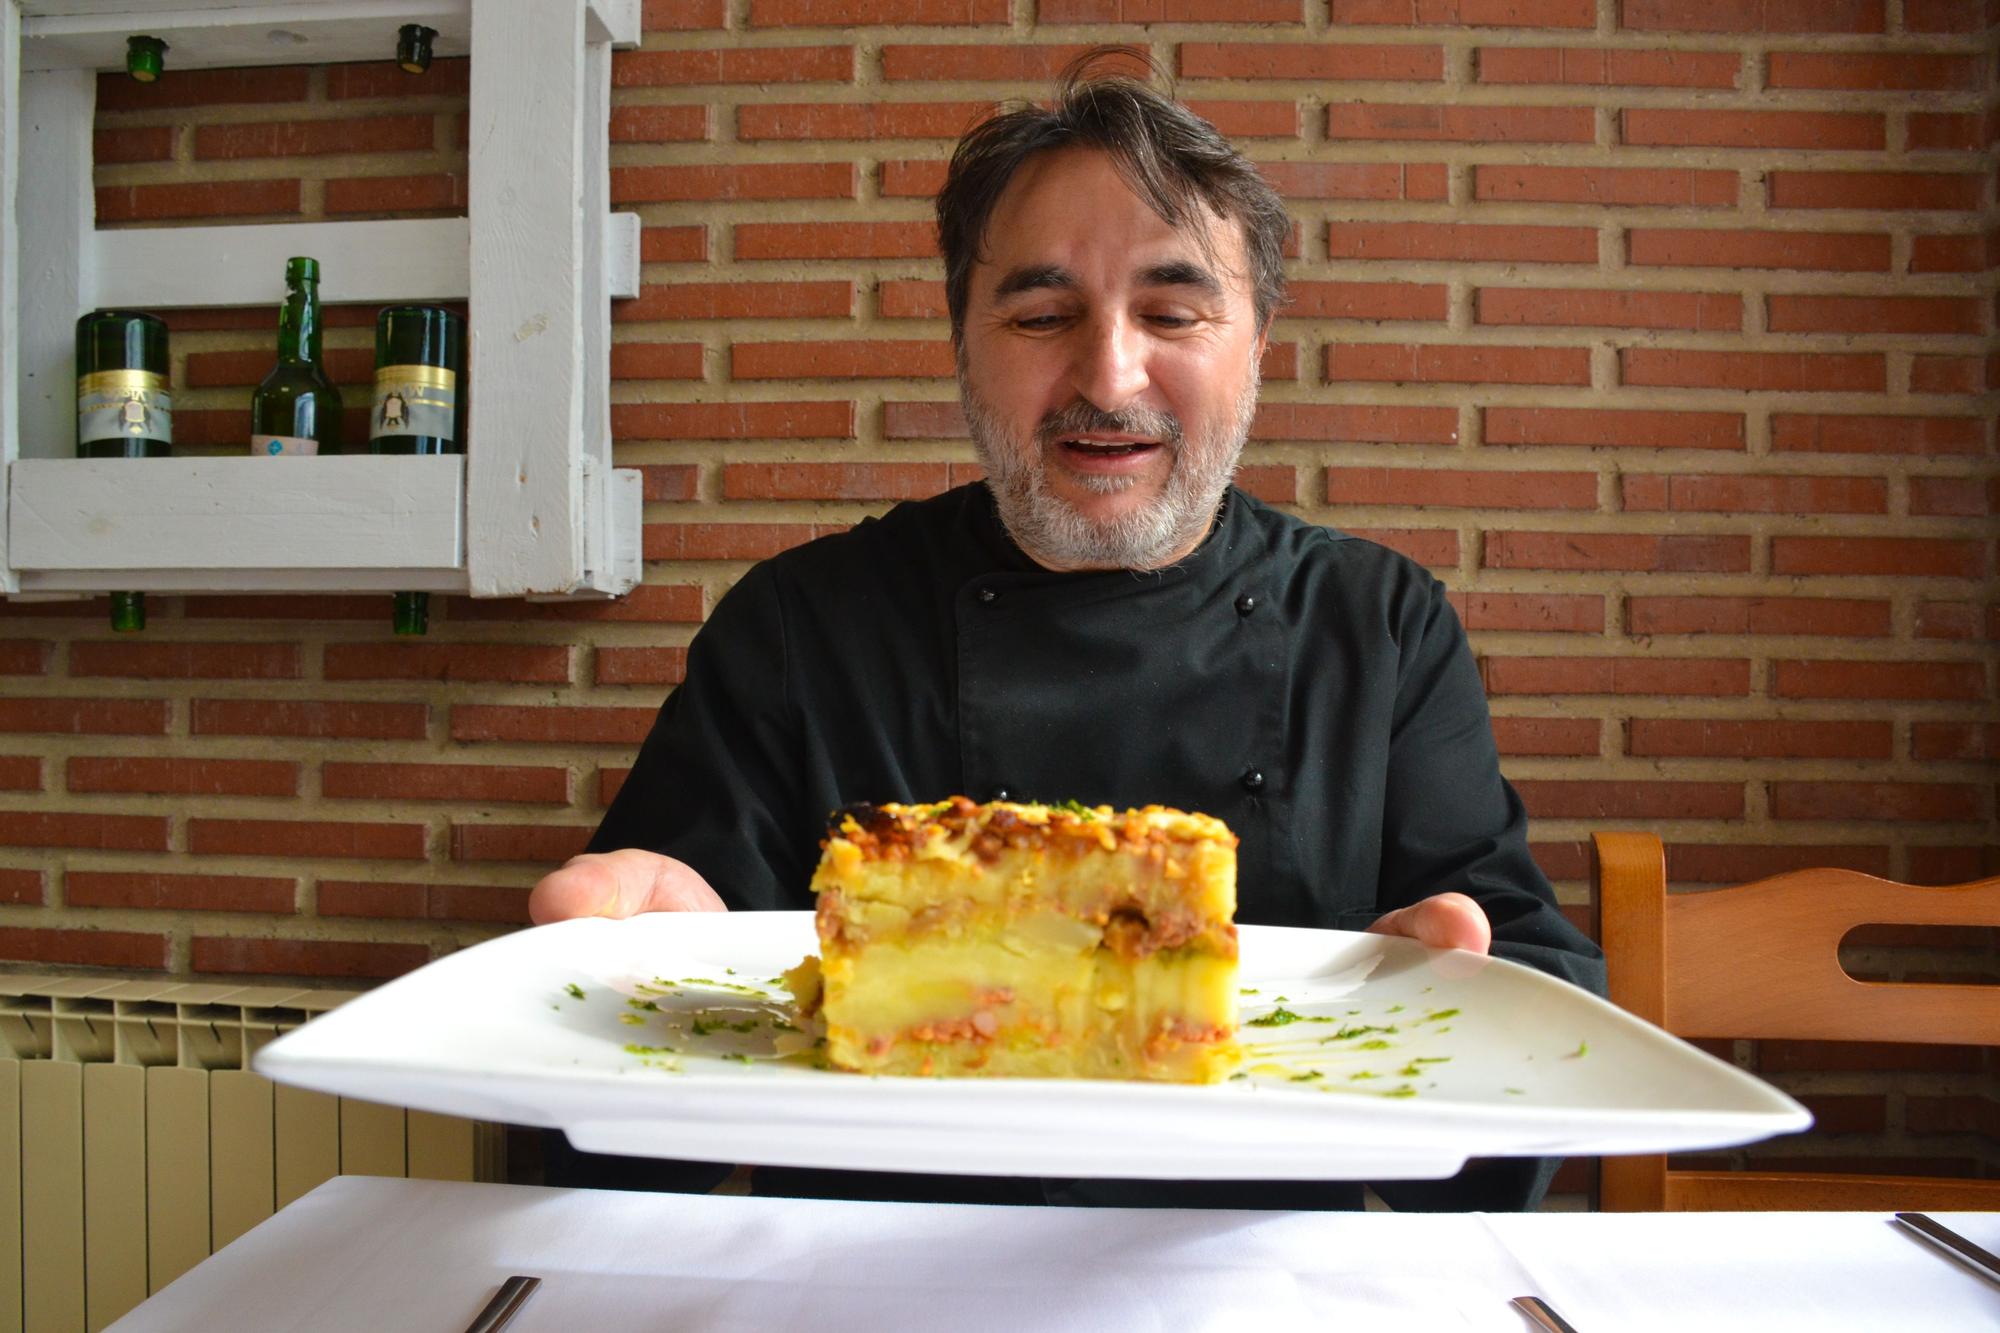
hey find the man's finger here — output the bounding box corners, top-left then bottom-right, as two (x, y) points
(528, 849), (728, 924)
(1365, 893), (1492, 955)
(638, 859), (728, 914)
(527, 856), (630, 925)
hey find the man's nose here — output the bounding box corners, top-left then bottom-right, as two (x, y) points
(1068, 313), (1149, 413)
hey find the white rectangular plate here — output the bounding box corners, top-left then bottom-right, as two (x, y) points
(253, 913), (1810, 1180)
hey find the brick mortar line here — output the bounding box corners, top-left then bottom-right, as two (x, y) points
(661, 27), (1994, 52)
(767, 89), (1999, 105)
(98, 101), (466, 128)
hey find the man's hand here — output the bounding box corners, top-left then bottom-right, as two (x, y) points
(528, 848), (727, 924)
(1365, 892), (1491, 954)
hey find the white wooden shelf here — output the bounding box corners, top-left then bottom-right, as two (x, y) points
(0, 0), (645, 600)
(10, 455), (466, 590)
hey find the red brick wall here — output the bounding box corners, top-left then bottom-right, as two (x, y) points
(5, 1), (1995, 1180)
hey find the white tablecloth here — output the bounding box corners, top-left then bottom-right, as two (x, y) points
(110, 1177), (1999, 1331)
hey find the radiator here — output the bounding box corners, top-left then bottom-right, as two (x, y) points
(0, 974), (502, 1333)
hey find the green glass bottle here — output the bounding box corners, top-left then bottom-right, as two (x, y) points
(76, 309), (171, 631)
(370, 305), (465, 635)
(250, 257), (342, 459)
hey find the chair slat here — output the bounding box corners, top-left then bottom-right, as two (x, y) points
(1593, 832), (2000, 1213)
(1664, 1171), (2000, 1213)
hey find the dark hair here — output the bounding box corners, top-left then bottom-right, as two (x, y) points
(935, 49), (1291, 343)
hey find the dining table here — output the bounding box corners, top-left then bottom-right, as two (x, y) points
(106, 1174), (1998, 1330)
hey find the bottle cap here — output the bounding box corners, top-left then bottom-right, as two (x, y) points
(126, 36), (167, 83)
(398, 24), (438, 75)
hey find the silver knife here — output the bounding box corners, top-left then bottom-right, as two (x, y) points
(462, 1275), (542, 1332)
(1895, 1212), (2000, 1288)
(1511, 1294), (1581, 1332)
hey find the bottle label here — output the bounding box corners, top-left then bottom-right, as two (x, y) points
(252, 434), (318, 457)
(78, 371), (172, 445)
(370, 363), (457, 442)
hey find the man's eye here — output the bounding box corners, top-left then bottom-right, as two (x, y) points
(1014, 314), (1067, 330)
(1146, 314), (1196, 329)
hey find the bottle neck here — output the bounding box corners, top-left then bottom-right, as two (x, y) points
(277, 279), (322, 365)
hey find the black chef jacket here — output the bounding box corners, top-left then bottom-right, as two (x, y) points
(577, 482), (1607, 1212)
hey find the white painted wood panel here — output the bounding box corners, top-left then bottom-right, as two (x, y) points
(14, 64), (90, 463)
(0, 0), (20, 594)
(22, 0), (432, 13)
(96, 218), (470, 309)
(606, 459), (641, 591)
(584, 0), (638, 46)
(606, 209), (640, 301)
(22, 1), (469, 73)
(9, 454), (465, 570)
(466, 0), (585, 597)
(94, 214), (637, 310)
(15, 565), (471, 592)
(578, 30), (612, 597)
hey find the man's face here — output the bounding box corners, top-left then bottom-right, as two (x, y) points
(957, 148), (1268, 572)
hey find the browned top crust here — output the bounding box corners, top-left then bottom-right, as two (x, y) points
(823, 795), (1237, 864)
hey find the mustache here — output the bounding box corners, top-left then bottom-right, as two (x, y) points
(1034, 401), (1183, 449)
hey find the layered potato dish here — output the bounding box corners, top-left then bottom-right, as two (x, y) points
(787, 797), (1240, 1083)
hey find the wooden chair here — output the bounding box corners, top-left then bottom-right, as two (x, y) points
(1592, 830), (2000, 1211)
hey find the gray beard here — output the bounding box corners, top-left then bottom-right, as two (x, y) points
(958, 360), (1258, 572)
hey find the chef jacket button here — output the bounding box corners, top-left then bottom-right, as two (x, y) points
(1240, 769), (1265, 793)
(978, 588), (998, 603)
(1235, 593), (1257, 616)
(992, 788), (1011, 802)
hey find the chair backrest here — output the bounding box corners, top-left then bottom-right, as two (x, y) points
(1592, 831), (2000, 1212)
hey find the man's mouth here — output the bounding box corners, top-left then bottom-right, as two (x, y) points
(1055, 435), (1162, 459)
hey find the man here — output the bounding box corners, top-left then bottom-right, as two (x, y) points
(532, 59), (1605, 1210)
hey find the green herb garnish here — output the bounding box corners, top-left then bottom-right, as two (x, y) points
(1324, 1023), (1397, 1042)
